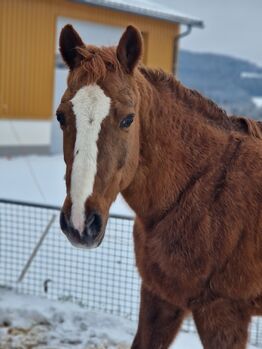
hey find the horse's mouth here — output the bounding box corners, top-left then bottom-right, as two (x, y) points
(62, 227), (105, 249)
(63, 231), (104, 249)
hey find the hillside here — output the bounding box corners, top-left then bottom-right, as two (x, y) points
(178, 50), (262, 120)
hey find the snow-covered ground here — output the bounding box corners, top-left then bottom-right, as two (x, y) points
(2, 289), (254, 349)
(0, 289), (134, 349)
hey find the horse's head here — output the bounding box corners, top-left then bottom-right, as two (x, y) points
(57, 24), (142, 248)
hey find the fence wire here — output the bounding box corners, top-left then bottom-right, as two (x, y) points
(0, 199), (261, 347)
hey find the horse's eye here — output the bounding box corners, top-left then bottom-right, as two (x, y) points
(56, 112), (65, 127)
(120, 114), (134, 129)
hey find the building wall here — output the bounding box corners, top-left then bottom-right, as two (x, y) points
(0, 0), (179, 119)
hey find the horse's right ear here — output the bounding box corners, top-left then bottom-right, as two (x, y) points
(117, 25), (143, 74)
(59, 25), (84, 70)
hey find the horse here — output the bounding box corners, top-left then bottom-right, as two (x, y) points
(57, 24), (262, 349)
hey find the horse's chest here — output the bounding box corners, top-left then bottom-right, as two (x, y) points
(133, 226), (210, 308)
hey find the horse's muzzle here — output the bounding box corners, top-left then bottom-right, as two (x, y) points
(59, 210), (104, 249)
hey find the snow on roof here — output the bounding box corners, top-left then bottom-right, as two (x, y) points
(72, 0), (204, 28)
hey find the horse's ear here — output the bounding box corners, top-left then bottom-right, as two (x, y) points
(59, 25), (84, 70)
(117, 25), (143, 74)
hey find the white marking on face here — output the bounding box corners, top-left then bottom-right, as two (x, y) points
(70, 84), (111, 234)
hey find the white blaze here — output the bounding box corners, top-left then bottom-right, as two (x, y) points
(70, 84), (111, 233)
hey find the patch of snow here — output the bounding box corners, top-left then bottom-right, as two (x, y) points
(0, 290), (258, 349)
(252, 97), (262, 108)
(0, 289), (134, 349)
(241, 72), (262, 79)
(77, 0), (203, 26)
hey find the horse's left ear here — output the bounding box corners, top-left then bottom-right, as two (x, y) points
(117, 25), (143, 74)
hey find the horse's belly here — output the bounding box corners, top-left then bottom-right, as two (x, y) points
(210, 244), (262, 300)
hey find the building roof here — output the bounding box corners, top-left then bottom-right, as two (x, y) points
(73, 0), (204, 28)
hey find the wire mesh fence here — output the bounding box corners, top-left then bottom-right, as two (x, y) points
(0, 198), (262, 347)
(0, 199), (140, 321)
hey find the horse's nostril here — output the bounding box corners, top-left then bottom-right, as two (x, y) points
(85, 212), (102, 238)
(60, 211), (68, 231)
(91, 213), (102, 233)
(85, 213), (96, 229)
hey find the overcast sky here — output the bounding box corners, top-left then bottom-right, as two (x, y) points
(154, 0), (262, 67)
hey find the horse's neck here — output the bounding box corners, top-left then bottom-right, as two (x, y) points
(122, 73), (226, 226)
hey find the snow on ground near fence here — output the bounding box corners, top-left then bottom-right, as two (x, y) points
(0, 154), (133, 216)
(2, 289), (255, 349)
(0, 289), (134, 349)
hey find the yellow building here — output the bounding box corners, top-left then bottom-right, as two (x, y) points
(0, 0), (203, 119)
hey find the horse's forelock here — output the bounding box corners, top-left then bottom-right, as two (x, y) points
(74, 45), (122, 85)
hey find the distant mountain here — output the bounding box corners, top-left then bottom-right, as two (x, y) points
(178, 50), (262, 120)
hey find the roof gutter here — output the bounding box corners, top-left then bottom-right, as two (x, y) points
(175, 24), (193, 42)
(173, 24), (202, 74)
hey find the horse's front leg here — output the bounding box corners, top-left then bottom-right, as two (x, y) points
(193, 298), (251, 349)
(131, 285), (186, 349)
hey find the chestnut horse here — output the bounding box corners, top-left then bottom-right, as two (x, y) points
(57, 24), (262, 349)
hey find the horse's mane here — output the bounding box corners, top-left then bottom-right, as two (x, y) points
(139, 66), (262, 140)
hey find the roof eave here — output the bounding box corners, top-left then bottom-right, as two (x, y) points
(72, 0), (204, 28)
